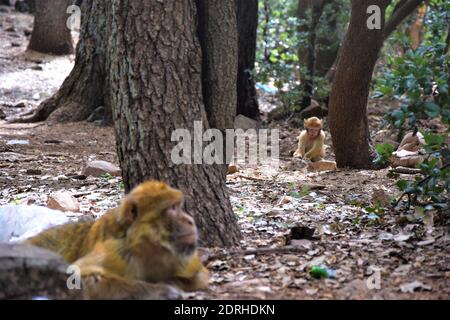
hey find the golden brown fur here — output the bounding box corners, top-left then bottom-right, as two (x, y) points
(26, 181), (209, 299)
(294, 117), (326, 162)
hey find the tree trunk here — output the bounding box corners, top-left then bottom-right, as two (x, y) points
(328, 0), (389, 169)
(235, 0), (259, 120)
(109, 0), (241, 247)
(15, 1), (112, 124)
(315, 1), (341, 76)
(298, 0), (326, 107)
(326, 0), (425, 83)
(28, 0), (74, 55)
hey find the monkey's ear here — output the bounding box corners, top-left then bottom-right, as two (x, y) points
(121, 200), (139, 225)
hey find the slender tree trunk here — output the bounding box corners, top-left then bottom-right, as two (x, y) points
(109, 0), (241, 247)
(14, 1), (112, 124)
(315, 1), (340, 76)
(445, 24), (450, 53)
(328, 0), (389, 168)
(298, 0), (326, 107)
(28, 0), (74, 55)
(235, 0), (259, 120)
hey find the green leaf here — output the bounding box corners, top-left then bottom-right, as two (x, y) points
(397, 180), (408, 191)
(424, 101), (441, 117)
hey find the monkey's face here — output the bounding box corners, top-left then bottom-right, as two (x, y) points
(307, 127), (321, 138)
(122, 181), (198, 258)
(165, 203), (198, 256)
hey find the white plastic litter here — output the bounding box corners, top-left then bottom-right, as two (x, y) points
(0, 205), (70, 243)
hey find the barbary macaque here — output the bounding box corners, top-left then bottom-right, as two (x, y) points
(26, 181), (209, 299)
(294, 117), (326, 162)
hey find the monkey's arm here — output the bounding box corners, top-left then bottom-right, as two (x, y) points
(293, 131), (307, 158)
(80, 266), (183, 300)
(74, 242), (183, 300)
(174, 254), (209, 291)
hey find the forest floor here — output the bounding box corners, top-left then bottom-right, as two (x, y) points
(0, 6), (449, 300)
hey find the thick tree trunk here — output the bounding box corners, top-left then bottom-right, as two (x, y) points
(109, 0), (241, 247)
(14, 1), (112, 124)
(196, 0), (238, 131)
(235, 0), (259, 120)
(28, 0), (74, 55)
(328, 0), (389, 168)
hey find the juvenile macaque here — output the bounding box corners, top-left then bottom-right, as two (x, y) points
(26, 181), (209, 299)
(294, 117), (326, 162)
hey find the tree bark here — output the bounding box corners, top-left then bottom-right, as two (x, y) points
(235, 0), (260, 120)
(196, 0), (238, 130)
(109, 0), (241, 247)
(14, 1), (112, 124)
(28, 0), (74, 55)
(328, 0), (389, 168)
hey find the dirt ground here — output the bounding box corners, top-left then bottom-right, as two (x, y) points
(0, 6), (449, 300)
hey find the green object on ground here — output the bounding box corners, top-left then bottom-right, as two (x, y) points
(310, 266), (329, 279)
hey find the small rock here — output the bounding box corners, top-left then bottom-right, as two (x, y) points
(307, 160), (337, 172)
(371, 188), (389, 207)
(47, 191), (80, 212)
(0, 109), (6, 120)
(234, 114), (259, 130)
(11, 42), (21, 47)
(23, 28), (32, 36)
(82, 160), (121, 177)
(0, 7), (9, 13)
(31, 65), (43, 71)
(394, 233), (412, 242)
(299, 100), (328, 119)
(291, 239), (313, 250)
(6, 139), (29, 145)
(400, 281), (432, 293)
(32, 93), (40, 100)
(227, 164), (239, 175)
(5, 26), (15, 32)
(26, 169), (42, 176)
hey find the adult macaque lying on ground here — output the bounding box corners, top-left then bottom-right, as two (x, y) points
(26, 181), (209, 299)
(294, 117), (326, 162)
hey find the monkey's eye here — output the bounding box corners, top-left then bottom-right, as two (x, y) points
(166, 204), (178, 217)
